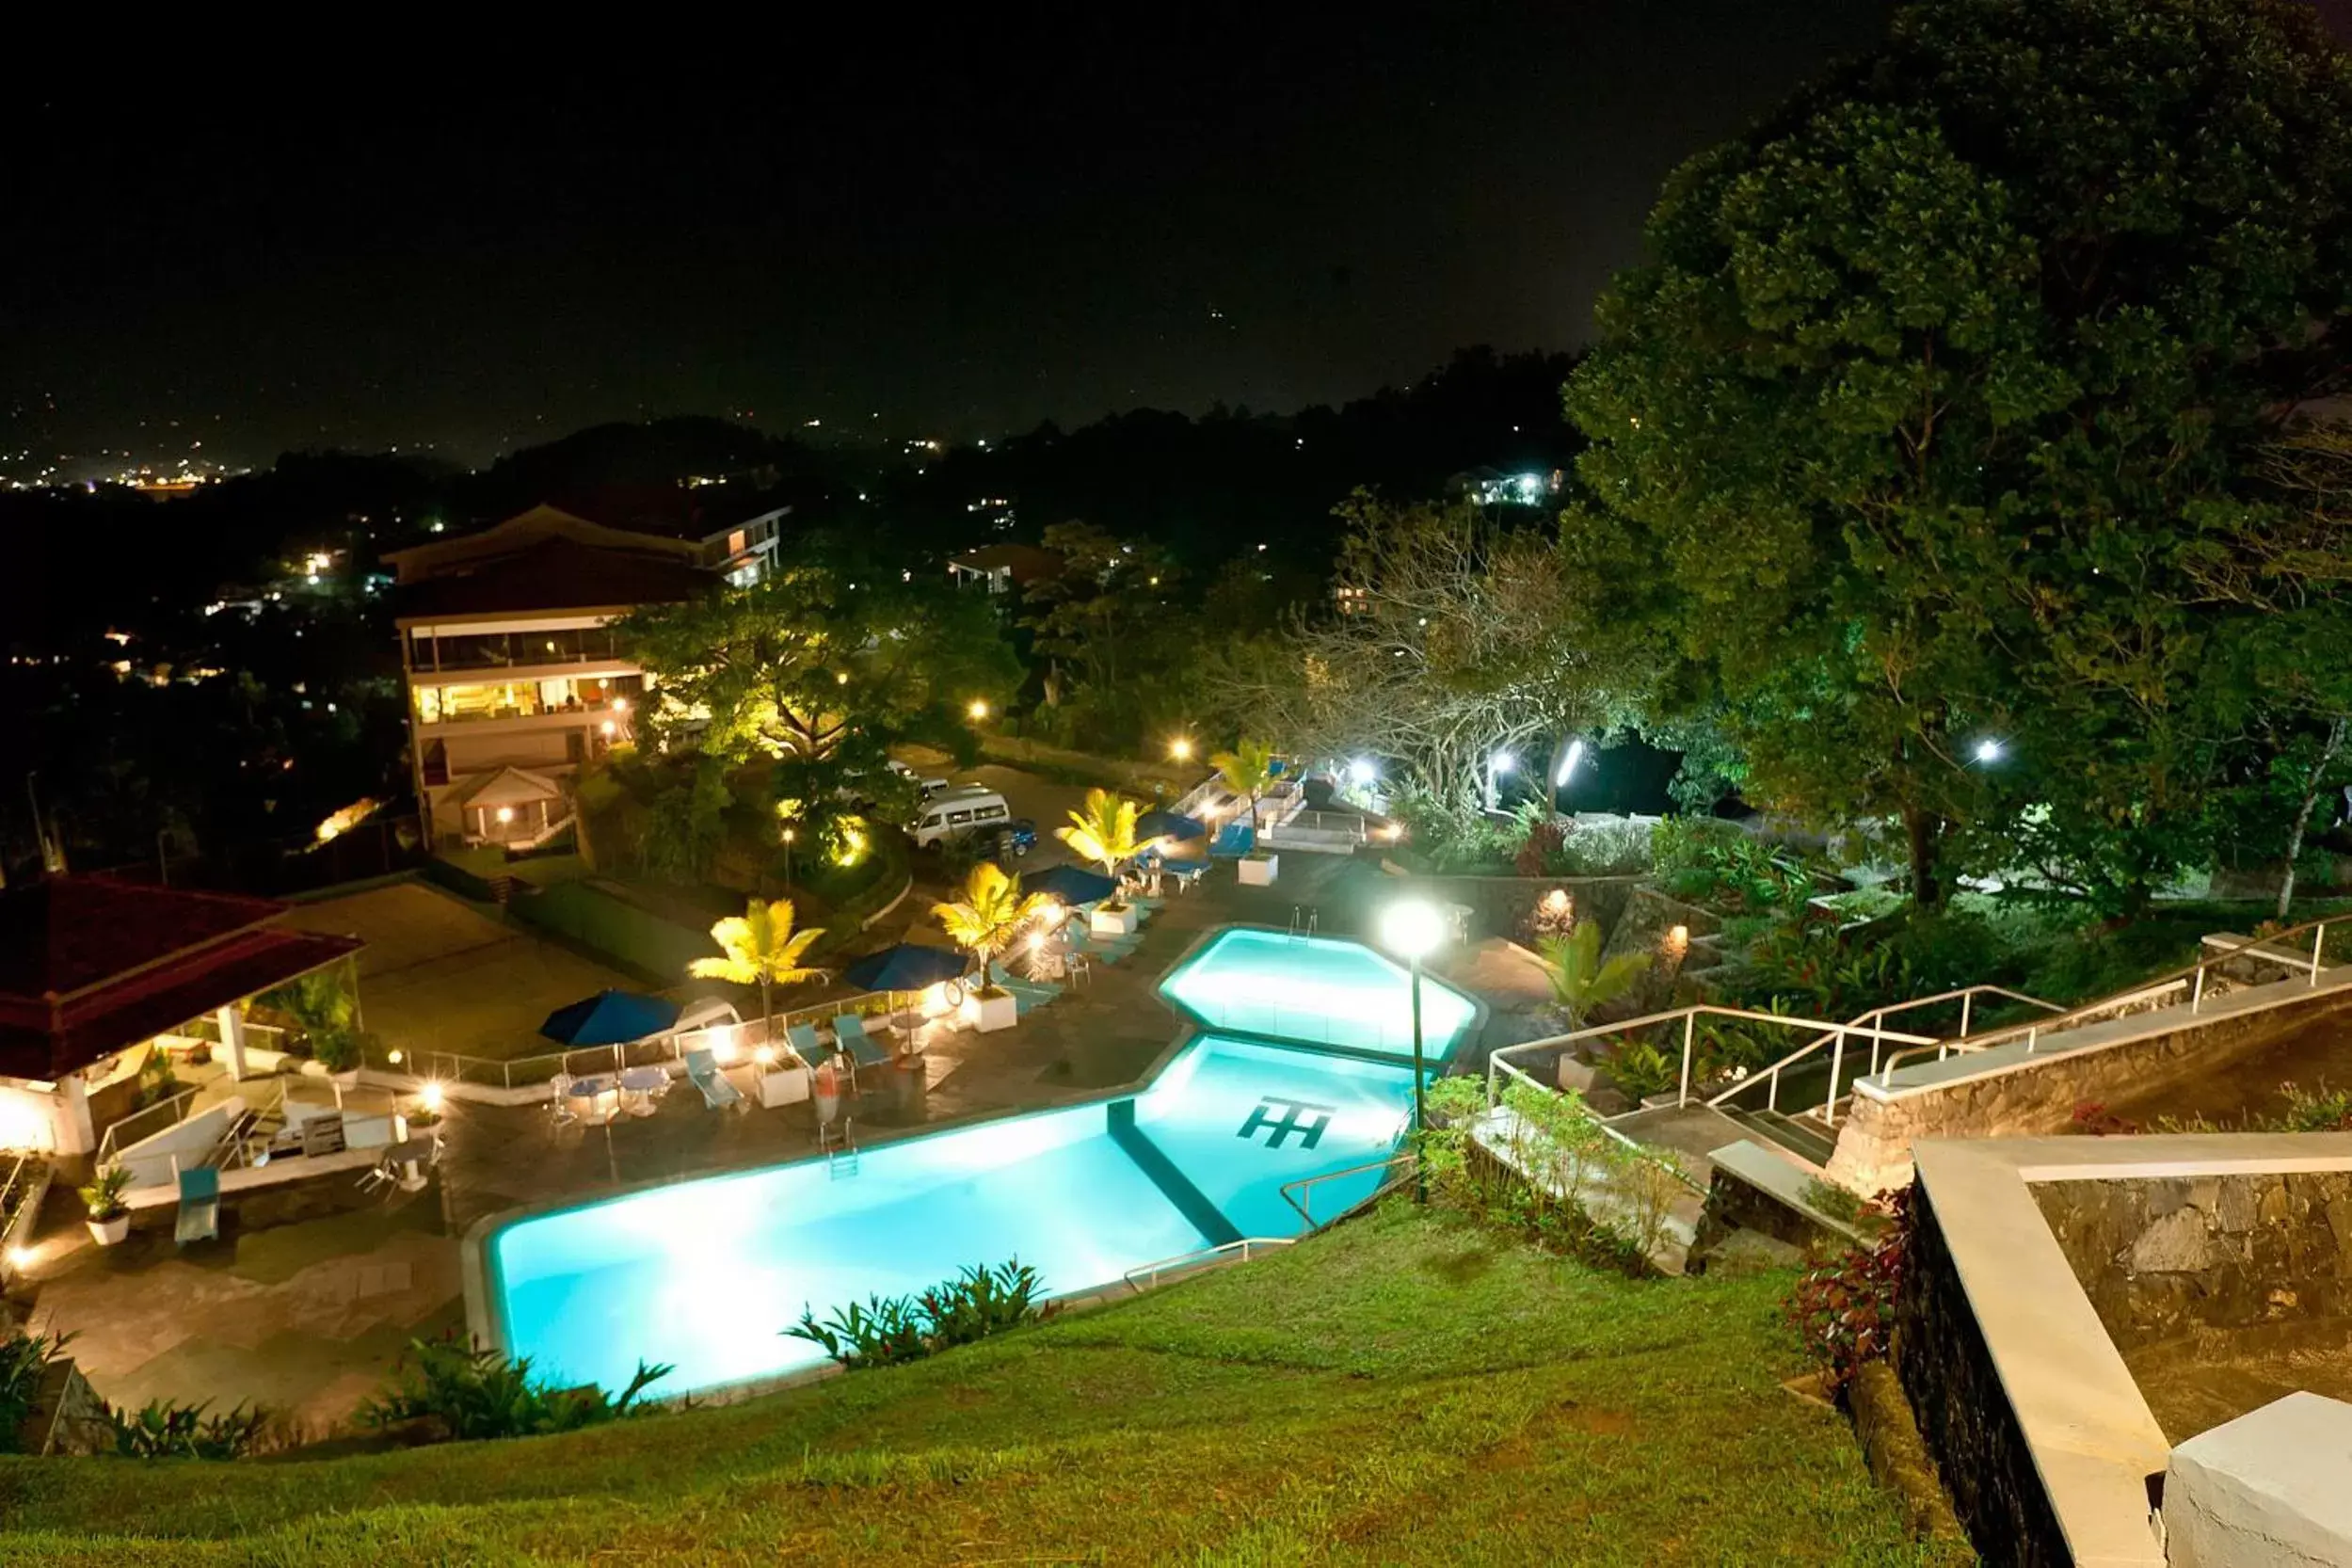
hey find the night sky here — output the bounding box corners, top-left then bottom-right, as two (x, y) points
(0, 2), (2157, 470)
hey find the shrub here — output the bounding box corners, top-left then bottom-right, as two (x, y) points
(359, 1334), (672, 1442)
(106, 1398), (273, 1460)
(1651, 817), (1811, 913)
(2279, 1082), (2352, 1131)
(1391, 789), (1518, 873)
(1417, 1075), (1685, 1274)
(1554, 819), (1654, 877)
(0, 1330), (72, 1453)
(1603, 1038), (1679, 1102)
(787, 1258), (1045, 1370)
(1786, 1185), (1913, 1396)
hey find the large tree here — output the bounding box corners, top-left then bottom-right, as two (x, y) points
(1224, 492), (1659, 803)
(616, 559), (1020, 828)
(1567, 0), (2352, 911)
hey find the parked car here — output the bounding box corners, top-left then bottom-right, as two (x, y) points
(888, 759), (952, 798)
(910, 786), (1014, 847)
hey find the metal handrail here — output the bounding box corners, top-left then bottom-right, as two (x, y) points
(1703, 984), (2064, 1114)
(1124, 1237), (1295, 1292)
(1280, 1151), (1417, 1227)
(1492, 1002), (1937, 1122)
(1864, 912), (2350, 1096)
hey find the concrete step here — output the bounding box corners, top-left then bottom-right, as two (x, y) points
(1727, 1108), (1836, 1169)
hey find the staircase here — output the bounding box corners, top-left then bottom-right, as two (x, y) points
(1722, 1107), (1837, 1169)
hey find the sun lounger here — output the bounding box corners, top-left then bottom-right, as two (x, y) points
(684, 1048), (744, 1110)
(987, 960), (1061, 1000)
(833, 1014), (893, 1071)
(175, 1164), (220, 1245)
(783, 1022), (825, 1064)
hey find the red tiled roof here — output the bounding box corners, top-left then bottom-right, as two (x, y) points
(0, 878), (364, 1080)
(948, 543), (1064, 583)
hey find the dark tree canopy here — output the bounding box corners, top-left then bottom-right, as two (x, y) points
(1568, 0), (2352, 910)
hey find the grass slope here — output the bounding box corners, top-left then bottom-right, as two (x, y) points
(0, 1206), (1970, 1566)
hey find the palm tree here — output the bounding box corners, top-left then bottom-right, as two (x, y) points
(1210, 738), (1278, 831)
(932, 862), (1050, 995)
(1537, 920), (1650, 1030)
(1056, 787), (1147, 910)
(689, 897), (826, 1048)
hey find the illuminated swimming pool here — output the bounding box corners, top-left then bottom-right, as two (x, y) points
(478, 931), (1480, 1397)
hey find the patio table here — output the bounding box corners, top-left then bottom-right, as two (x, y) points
(566, 1074), (620, 1125)
(616, 1065), (669, 1116)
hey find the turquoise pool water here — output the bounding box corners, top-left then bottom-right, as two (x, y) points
(1157, 925), (1481, 1058)
(484, 931), (1479, 1397)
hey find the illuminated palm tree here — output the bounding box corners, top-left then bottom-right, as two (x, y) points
(1056, 787), (1147, 909)
(932, 862), (1050, 993)
(689, 897), (826, 1048)
(1537, 921), (1649, 1030)
(1210, 738), (1278, 830)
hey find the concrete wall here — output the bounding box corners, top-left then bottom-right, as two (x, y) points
(2035, 1171), (2352, 1352)
(1827, 983), (2352, 1193)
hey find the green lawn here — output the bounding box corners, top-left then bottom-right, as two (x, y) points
(0, 1206), (1966, 1566)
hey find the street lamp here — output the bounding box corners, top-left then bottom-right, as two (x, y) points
(1169, 737), (1193, 762)
(1553, 738), (1585, 789)
(1348, 758), (1377, 787)
(781, 826), (796, 888)
(968, 698), (989, 721)
(1973, 738), (2005, 764)
(1381, 899), (1448, 1203)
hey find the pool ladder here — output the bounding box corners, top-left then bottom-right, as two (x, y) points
(1288, 904), (1319, 941)
(823, 1119), (860, 1179)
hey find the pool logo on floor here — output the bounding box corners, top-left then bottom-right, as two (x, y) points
(1238, 1096), (1334, 1150)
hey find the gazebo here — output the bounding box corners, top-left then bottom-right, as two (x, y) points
(455, 765), (567, 847)
(0, 877), (363, 1155)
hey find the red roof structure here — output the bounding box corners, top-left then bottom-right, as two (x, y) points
(0, 878), (362, 1080)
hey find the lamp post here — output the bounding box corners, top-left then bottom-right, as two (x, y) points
(782, 826), (796, 890)
(1381, 899), (1447, 1204)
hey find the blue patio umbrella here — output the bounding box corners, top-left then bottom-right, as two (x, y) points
(1024, 864), (1119, 905)
(840, 943), (969, 993)
(539, 989), (682, 1047)
(1135, 808), (1207, 842)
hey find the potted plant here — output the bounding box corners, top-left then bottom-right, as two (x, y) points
(688, 897), (827, 1059)
(932, 862), (1049, 1034)
(1056, 788), (1147, 936)
(1213, 741), (1281, 885)
(79, 1165), (132, 1246)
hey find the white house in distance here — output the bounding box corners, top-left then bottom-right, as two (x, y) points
(946, 543), (1064, 597)
(386, 504), (729, 851)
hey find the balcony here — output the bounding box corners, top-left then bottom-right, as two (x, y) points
(413, 674), (646, 730)
(408, 627), (623, 673)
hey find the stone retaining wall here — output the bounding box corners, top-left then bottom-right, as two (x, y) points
(1894, 1186), (2074, 1568)
(2034, 1170), (2352, 1352)
(1827, 983), (2352, 1193)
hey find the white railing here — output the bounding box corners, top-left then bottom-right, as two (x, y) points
(1492, 1004), (1938, 1126)
(1704, 984), (2064, 1119)
(1123, 1236), (1295, 1292)
(95, 1087), (203, 1167)
(408, 996), (902, 1092)
(1864, 912), (2352, 1096)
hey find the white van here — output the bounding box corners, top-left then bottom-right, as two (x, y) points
(911, 786), (1013, 847)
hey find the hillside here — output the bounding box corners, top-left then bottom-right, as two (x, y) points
(0, 1206), (1965, 1565)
